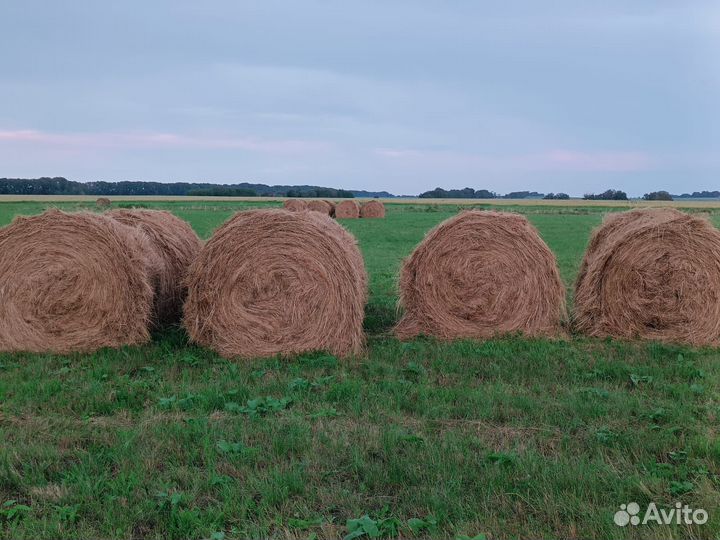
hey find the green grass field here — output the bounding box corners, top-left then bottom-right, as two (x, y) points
(1, 200), (719, 539)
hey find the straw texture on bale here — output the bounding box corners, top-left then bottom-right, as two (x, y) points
(335, 199), (360, 219)
(0, 210), (156, 353)
(574, 208), (720, 345)
(360, 200), (385, 218)
(184, 209), (367, 359)
(307, 199), (334, 216)
(395, 210), (566, 340)
(283, 199), (307, 212)
(108, 209), (202, 324)
(96, 197), (111, 208)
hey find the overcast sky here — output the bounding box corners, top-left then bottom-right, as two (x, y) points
(0, 1), (718, 196)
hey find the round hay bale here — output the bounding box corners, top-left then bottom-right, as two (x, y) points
(107, 209), (202, 325)
(307, 199), (333, 216)
(0, 210), (156, 353)
(326, 200), (336, 218)
(395, 210), (566, 340)
(184, 209), (367, 359)
(360, 200), (385, 218)
(335, 199), (360, 219)
(574, 208), (720, 345)
(283, 199), (308, 212)
(96, 197), (111, 208)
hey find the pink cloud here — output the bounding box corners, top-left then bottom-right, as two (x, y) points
(0, 129), (328, 155)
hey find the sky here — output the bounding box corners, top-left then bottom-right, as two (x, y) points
(0, 1), (718, 196)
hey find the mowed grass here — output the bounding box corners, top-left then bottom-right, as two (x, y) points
(1, 200), (720, 540)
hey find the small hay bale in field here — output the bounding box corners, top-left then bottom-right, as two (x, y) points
(96, 197), (111, 208)
(107, 209), (202, 324)
(574, 208), (720, 345)
(283, 199), (308, 212)
(0, 210), (156, 353)
(360, 200), (385, 218)
(307, 199), (334, 216)
(335, 199), (360, 219)
(184, 209), (367, 359)
(395, 210), (565, 340)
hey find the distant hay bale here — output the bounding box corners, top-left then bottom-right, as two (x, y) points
(0, 210), (156, 353)
(395, 210), (566, 340)
(184, 209), (367, 359)
(283, 199), (308, 212)
(360, 200), (385, 218)
(307, 199), (334, 216)
(574, 208), (720, 345)
(108, 209), (202, 325)
(96, 197), (111, 208)
(335, 200), (360, 219)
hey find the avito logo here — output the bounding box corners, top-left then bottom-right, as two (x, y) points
(614, 502), (708, 526)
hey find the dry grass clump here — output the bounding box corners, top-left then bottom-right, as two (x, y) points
(283, 199), (308, 212)
(395, 210), (565, 340)
(574, 208), (720, 345)
(107, 209), (202, 324)
(360, 200), (385, 218)
(184, 209), (367, 359)
(335, 200), (360, 219)
(95, 197), (111, 208)
(0, 210), (156, 353)
(307, 199), (334, 216)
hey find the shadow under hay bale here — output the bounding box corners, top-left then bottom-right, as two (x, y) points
(108, 209), (202, 325)
(283, 199), (307, 212)
(574, 208), (720, 345)
(0, 210), (156, 353)
(335, 200), (360, 219)
(183, 209), (367, 359)
(360, 200), (385, 218)
(395, 210), (566, 340)
(307, 199), (334, 216)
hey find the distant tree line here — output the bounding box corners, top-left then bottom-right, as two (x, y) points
(642, 191), (673, 201)
(583, 189), (628, 201)
(5, 177), (707, 201)
(0, 177), (369, 198)
(418, 187), (577, 199)
(502, 191), (544, 199)
(675, 191), (720, 199)
(419, 187), (497, 199)
(419, 187), (571, 199)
